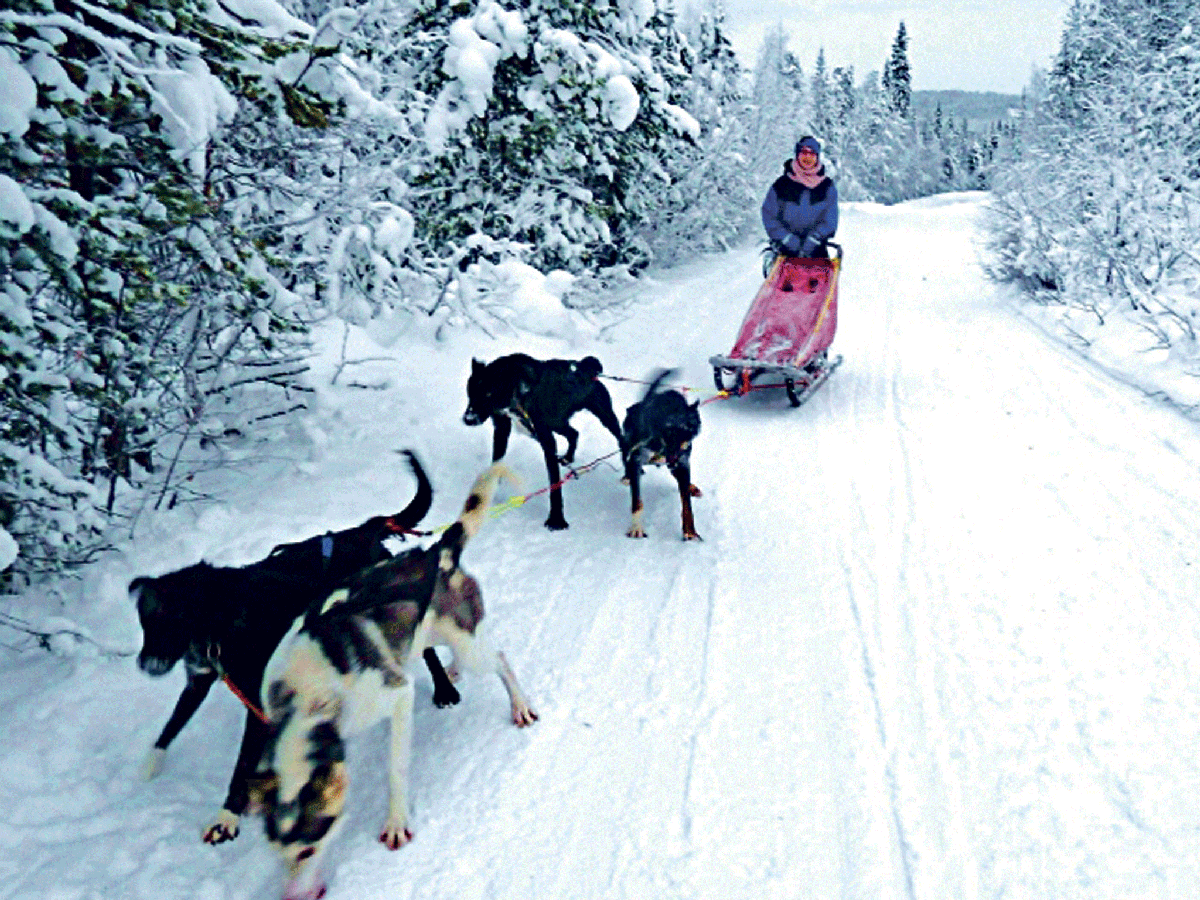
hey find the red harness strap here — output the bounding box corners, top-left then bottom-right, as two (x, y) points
(382, 516), (432, 537)
(222, 674), (270, 724)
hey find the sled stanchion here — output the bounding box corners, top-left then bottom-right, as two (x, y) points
(785, 377), (801, 407)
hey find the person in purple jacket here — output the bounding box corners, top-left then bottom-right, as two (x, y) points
(761, 135), (839, 261)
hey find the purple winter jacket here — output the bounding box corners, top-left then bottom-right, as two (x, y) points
(761, 162), (839, 257)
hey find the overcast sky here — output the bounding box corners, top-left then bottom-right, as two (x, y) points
(716, 0), (1070, 94)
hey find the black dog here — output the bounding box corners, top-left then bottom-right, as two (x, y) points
(463, 353), (623, 530)
(132, 451), (457, 845)
(621, 370), (702, 540)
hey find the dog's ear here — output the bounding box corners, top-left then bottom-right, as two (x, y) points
(472, 358), (485, 374)
(578, 356), (602, 379)
(129, 577), (158, 613)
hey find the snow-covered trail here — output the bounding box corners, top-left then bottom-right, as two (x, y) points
(824, 198), (1200, 900)
(4, 195), (1200, 900)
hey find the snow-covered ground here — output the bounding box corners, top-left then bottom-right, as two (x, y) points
(3, 194), (1200, 900)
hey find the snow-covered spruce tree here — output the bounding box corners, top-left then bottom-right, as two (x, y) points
(396, 0), (706, 275)
(745, 26), (807, 183)
(213, 0), (454, 322)
(986, 0), (1200, 362)
(630, 5), (760, 258)
(829, 69), (897, 202)
(809, 48), (833, 143)
(0, 0), (319, 581)
(881, 21), (911, 120)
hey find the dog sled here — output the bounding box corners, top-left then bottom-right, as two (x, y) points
(709, 242), (843, 407)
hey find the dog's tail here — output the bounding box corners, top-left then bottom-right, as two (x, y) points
(641, 368), (678, 402)
(378, 450), (434, 536)
(436, 463), (516, 573)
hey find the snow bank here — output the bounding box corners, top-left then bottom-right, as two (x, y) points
(491, 260), (579, 338)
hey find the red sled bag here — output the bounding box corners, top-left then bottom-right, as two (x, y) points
(728, 255), (838, 368)
(710, 245), (843, 407)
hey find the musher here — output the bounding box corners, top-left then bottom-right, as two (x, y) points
(761, 135), (839, 264)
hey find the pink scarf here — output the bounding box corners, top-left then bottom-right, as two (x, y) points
(788, 158), (824, 190)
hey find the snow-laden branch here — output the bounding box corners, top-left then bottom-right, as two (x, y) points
(71, 0), (205, 53)
(0, 9), (200, 58)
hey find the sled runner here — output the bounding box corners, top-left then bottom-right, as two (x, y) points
(709, 243), (843, 407)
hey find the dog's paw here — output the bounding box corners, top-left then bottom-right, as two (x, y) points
(689, 484), (703, 497)
(626, 526), (648, 539)
(379, 819), (413, 850)
(432, 682), (461, 708)
(512, 701), (539, 728)
(143, 747), (166, 781)
(682, 530), (702, 542)
(544, 515), (569, 531)
(202, 810), (240, 844)
(283, 881), (327, 900)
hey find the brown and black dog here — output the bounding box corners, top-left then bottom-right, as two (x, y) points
(250, 463), (536, 900)
(621, 370), (702, 540)
(132, 451), (457, 846)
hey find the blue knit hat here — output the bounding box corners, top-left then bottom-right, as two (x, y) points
(795, 136), (821, 156)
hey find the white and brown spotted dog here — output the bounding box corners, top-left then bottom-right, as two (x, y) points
(249, 464), (536, 900)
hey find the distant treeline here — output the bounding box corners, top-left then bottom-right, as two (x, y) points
(911, 91), (1022, 131)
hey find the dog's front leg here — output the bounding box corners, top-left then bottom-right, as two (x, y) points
(490, 414), (512, 461)
(145, 668), (218, 778)
(626, 459), (648, 539)
(202, 712), (271, 844)
(671, 464), (702, 541)
(423, 647), (460, 708)
(443, 631), (538, 728)
(380, 682), (416, 849)
(537, 426), (569, 530)
(495, 651), (539, 727)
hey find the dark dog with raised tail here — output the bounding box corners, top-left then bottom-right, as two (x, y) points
(131, 451), (456, 846)
(621, 370), (703, 540)
(463, 353), (623, 530)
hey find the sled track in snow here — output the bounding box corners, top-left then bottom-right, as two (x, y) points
(840, 556), (918, 900)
